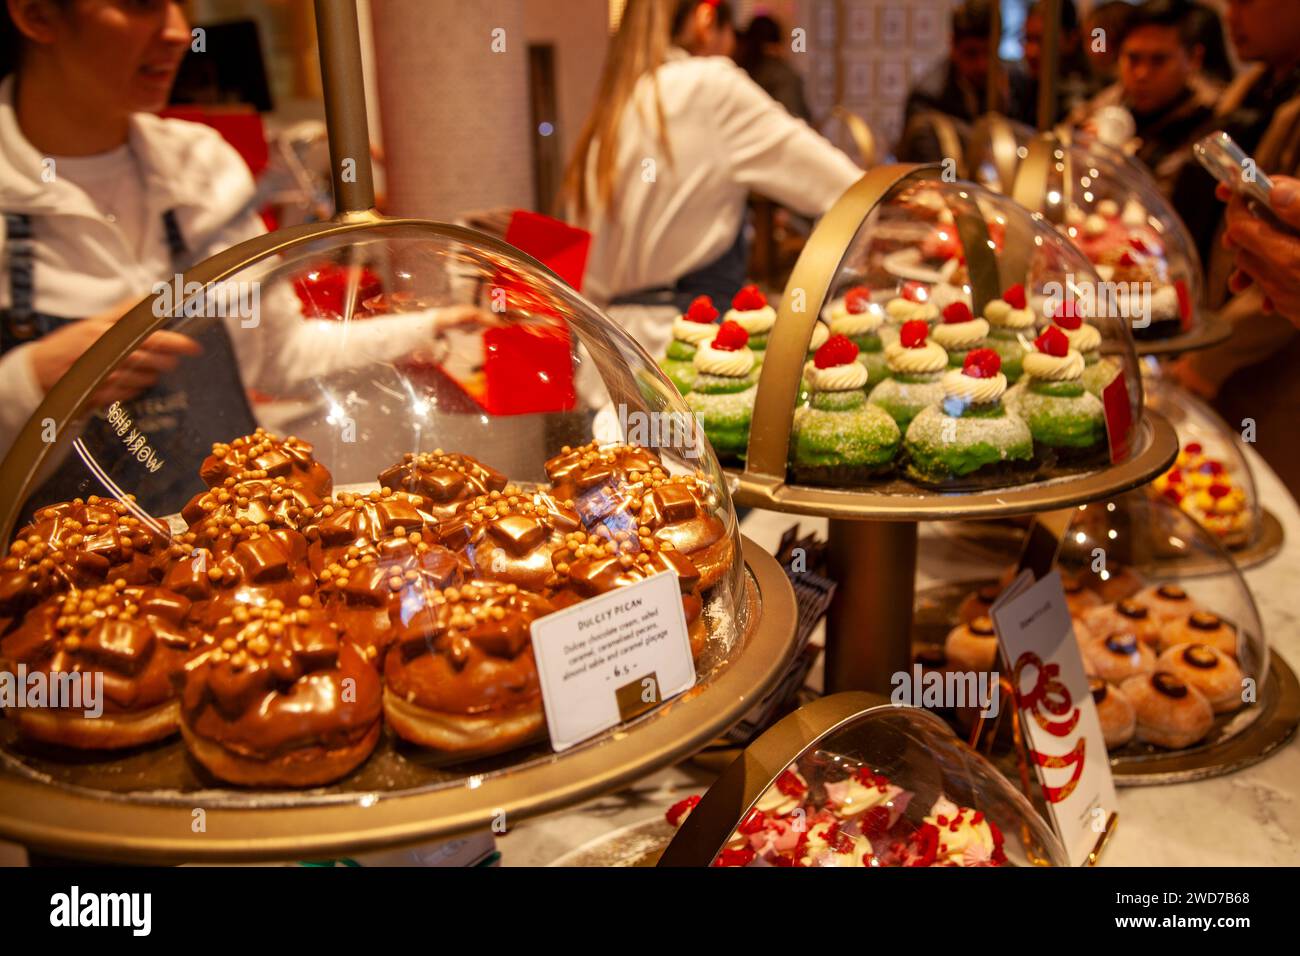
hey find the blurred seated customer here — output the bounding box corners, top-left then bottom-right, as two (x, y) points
(1020, 0), (1100, 126)
(563, 0), (861, 356)
(1170, 0), (1300, 494)
(1187, 1), (1237, 86)
(1082, 1), (1136, 88)
(736, 13), (810, 123)
(1216, 177), (1300, 329)
(897, 0), (1029, 162)
(1069, 0), (1221, 198)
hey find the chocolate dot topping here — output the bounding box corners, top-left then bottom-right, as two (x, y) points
(1188, 610), (1222, 631)
(976, 584), (1000, 603)
(1089, 677), (1108, 704)
(970, 616), (996, 637)
(1117, 599), (1148, 620)
(1156, 584), (1188, 601)
(1181, 644), (1219, 669)
(915, 646), (947, 667)
(1151, 671), (1188, 699)
(1105, 632), (1138, 656)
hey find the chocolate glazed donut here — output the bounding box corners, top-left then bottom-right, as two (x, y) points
(0, 581), (196, 748)
(181, 599), (382, 786)
(377, 450), (508, 522)
(181, 476), (322, 540)
(383, 582), (551, 757)
(302, 488), (435, 573)
(437, 486), (582, 593)
(543, 440), (663, 508)
(200, 428), (333, 497)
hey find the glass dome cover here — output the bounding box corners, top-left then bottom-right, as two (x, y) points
(0, 221), (756, 795)
(660, 692), (1068, 867)
(732, 168), (1149, 500)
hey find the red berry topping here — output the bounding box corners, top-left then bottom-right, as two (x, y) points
(1034, 326), (1070, 357)
(711, 320), (749, 351)
(814, 333), (860, 369)
(1166, 468), (1183, 483)
(899, 319), (930, 348)
(1185, 442), (1203, 455)
(775, 769), (807, 799)
(713, 847), (756, 867)
(901, 281), (928, 303)
(942, 301), (974, 324)
(1118, 251), (1138, 268)
(1163, 487), (1184, 505)
(1208, 483), (1231, 499)
(845, 285), (872, 314)
(861, 807), (892, 835)
(906, 823), (941, 868)
(1129, 236), (1150, 254)
(1050, 298), (1083, 328)
(738, 807), (768, 835)
(1200, 460), (1225, 476)
(665, 795), (701, 827)
(963, 348), (1002, 379)
(684, 295), (718, 324)
(732, 284), (767, 312)
(1002, 283), (1027, 309)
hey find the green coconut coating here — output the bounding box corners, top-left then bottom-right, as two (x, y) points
(659, 358), (696, 395)
(905, 403), (1034, 479)
(688, 383), (756, 458)
(986, 332), (1026, 383)
(868, 374), (945, 430)
(861, 349), (891, 387)
(1006, 380), (1107, 449)
(1081, 354), (1120, 398)
(665, 339), (698, 362)
(792, 390), (901, 469)
(749, 332), (770, 351)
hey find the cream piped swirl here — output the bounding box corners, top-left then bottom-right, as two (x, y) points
(672, 315), (719, 346)
(884, 299), (940, 324)
(725, 305), (776, 335)
(829, 308), (883, 338)
(931, 317), (989, 350)
(810, 361), (869, 392)
(693, 341), (756, 377)
(943, 368), (1007, 404)
(984, 299), (1037, 330)
(885, 340), (948, 374)
(1023, 348), (1086, 381)
(1062, 322), (1101, 353)
(807, 321), (829, 352)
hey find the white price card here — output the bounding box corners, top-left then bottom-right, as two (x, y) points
(992, 570), (1118, 867)
(531, 571), (696, 751)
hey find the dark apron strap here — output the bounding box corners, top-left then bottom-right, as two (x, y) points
(611, 219), (750, 314)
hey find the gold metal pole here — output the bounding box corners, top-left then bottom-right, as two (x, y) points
(1037, 0), (1061, 130)
(314, 0), (377, 214)
(823, 519), (917, 694)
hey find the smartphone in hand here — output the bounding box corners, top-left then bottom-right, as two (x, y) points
(1194, 131), (1298, 235)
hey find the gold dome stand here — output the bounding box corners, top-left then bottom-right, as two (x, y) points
(730, 165), (1179, 695)
(0, 0), (802, 863)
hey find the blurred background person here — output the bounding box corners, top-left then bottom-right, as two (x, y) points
(1019, 0), (1099, 125)
(563, 0), (860, 356)
(1070, 0), (1221, 197)
(897, 0), (1028, 162)
(1170, 0), (1300, 492)
(1186, 0), (1237, 86)
(1082, 0), (1137, 88)
(736, 12), (810, 123)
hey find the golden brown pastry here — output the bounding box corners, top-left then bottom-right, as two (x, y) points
(181, 599), (381, 786)
(0, 581), (196, 748)
(1156, 643), (1245, 714)
(944, 616), (1000, 672)
(384, 582), (550, 756)
(1061, 574), (1103, 617)
(1131, 583), (1203, 626)
(1163, 610), (1239, 659)
(1083, 599), (1163, 647)
(1082, 631), (1155, 683)
(1090, 677), (1135, 749)
(377, 450), (508, 521)
(200, 428), (333, 497)
(302, 488), (434, 573)
(957, 583), (1001, 624)
(1121, 671), (1214, 749)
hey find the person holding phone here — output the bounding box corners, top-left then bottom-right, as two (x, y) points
(1217, 176), (1300, 327)
(562, 0), (862, 356)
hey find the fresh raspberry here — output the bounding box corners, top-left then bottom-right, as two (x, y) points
(899, 319), (929, 348)
(1185, 442), (1203, 455)
(1034, 326), (1070, 357)
(963, 348), (1002, 379)
(1118, 251), (1138, 268)
(901, 281), (928, 303)
(1166, 468), (1183, 483)
(814, 333), (860, 368)
(713, 847), (756, 867)
(1002, 283), (1027, 309)
(684, 295), (718, 324)
(1200, 460), (1225, 476)
(665, 795), (700, 827)
(1050, 298), (1083, 328)
(845, 285), (872, 314)
(775, 769), (807, 798)
(1208, 484), (1231, 499)
(942, 301), (974, 324)
(711, 320), (749, 351)
(732, 284), (767, 312)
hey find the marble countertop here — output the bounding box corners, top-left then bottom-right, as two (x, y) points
(499, 445), (1300, 867)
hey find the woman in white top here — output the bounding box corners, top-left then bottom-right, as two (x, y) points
(563, 0), (863, 354)
(1, 1), (472, 513)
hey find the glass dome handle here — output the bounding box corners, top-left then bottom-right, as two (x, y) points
(315, 0), (377, 216)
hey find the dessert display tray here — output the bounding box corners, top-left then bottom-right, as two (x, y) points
(549, 817), (671, 867)
(1132, 313), (1232, 358)
(0, 537), (797, 864)
(912, 580), (1299, 786)
(931, 507), (1284, 574)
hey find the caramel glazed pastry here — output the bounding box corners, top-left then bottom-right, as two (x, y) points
(181, 599), (382, 786)
(200, 428), (333, 498)
(543, 441), (733, 590)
